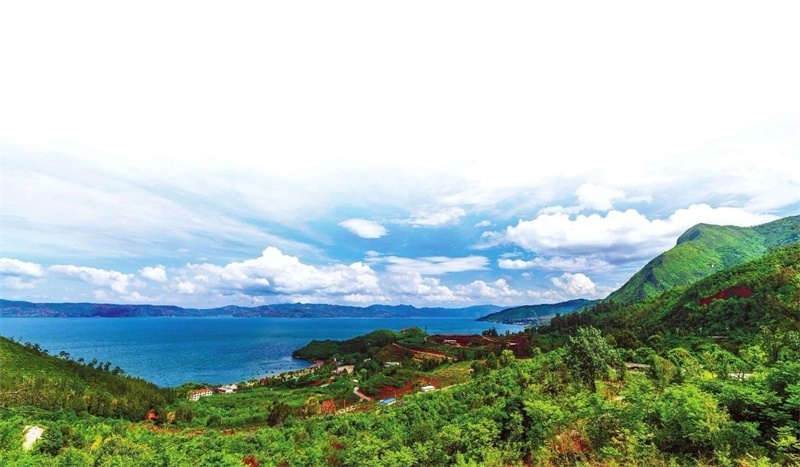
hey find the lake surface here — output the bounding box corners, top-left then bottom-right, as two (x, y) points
(0, 318), (523, 387)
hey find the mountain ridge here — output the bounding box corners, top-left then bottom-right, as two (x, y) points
(0, 299), (502, 319)
(476, 298), (597, 325)
(607, 215), (800, 304)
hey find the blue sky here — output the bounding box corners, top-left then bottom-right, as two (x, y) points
(1, 2), (798, 308)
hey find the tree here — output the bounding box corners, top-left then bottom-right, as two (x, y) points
(563, 327), (621, 391)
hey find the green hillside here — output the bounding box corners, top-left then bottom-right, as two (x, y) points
(477, 299), (597, 324)
(607, 215), (800, 304)
(545, 242), (800, 350)
(0, 336), (176, 420)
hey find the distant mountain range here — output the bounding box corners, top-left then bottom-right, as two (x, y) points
(607, 215), (800, 304)
(476, 299), (596, 325)
(0, 300), (503, 319)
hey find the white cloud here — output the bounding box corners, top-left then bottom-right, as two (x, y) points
(371, 255), (489, 275)
(378, 274), (522, 305)
(475, 220), (492, 228)
(381, 272), (457, 303)
(575, 183), (626, 211)
(339, 219), (387, 239)
(140, 265), (167, 282)
(524, 272), (616, 303)
(498, 256), (612, 272)
(49, 265), (141, 294)
(550, 273), (614, 298)
(454, 278), (522, 302)
(402, 207), (466, 227)
(0, 258), (44, 290)
(501, 204), (779, 263)
(172, 247), (379, 297)
(0, 258), (43, 278)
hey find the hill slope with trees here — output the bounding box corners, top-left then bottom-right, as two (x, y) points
(607, 215), (799, 304)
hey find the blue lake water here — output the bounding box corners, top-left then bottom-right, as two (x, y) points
(0, 318), (523, 387)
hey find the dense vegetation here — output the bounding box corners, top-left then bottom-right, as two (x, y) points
(0, 337), (178, 420)
(1, 219), (799, 465)
(608, 215), (799, 303)
(2, 325), (798, 465)
(542, 243), (800, 352)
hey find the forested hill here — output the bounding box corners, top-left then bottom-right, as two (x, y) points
(477, 298), (596, 324)
(0, 300), (501, 319)
(0, 335), (177, 420)
(607, 215), (800, 304)
(543, 242), (800, 350)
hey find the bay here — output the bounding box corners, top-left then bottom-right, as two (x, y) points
(0, 317), (523, 387)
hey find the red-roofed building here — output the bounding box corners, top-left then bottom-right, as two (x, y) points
(188, 388), (213, 402)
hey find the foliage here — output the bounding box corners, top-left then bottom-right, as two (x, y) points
(0, 336), (176, 421)
(608, 215), (799, 303)
(563, 327), (622, 391)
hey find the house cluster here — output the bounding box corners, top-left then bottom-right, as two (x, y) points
(217, 384), (239, 394)
(188, 388), (213, 402)
(187, 384), (239, 401)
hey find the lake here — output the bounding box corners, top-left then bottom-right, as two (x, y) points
(0, 317), (523, 387)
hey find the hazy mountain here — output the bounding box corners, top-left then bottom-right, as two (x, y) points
(476, 299), (597, 325)
(0, 300), (502, 319)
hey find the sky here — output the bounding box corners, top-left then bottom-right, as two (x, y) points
(1, 1), (799, 308)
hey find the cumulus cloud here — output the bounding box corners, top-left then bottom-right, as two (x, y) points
(378, 273), (522, 305)
(49, 265), (141, 294)
(163, 249), (518, 306)
(403, 207), (466, 227)
(474, 220), (492, 228)
(0, 258), (43, 278)
(524, 272), (616, 303)
(0, 257), (44, 289)
(500, 204), (778, 263)
(339, 219), (387, 239)
(381, 272), (457, 303)
(172, 246), (379, 297)
(454, 278), (522, 302)
(140, 265), (167, 282)
(575, 183), (626, 211)
(498, 256), (612, 272)
(369, 255), (489, 275)
(550, 272), (614, 298)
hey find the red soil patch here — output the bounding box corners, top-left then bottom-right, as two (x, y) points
(242, 455), (261, 467)
(378, 380), (415, 400)
(320, 400), (337, 415)
(699, 286), (752, 306)
(552, 430), (591, 455)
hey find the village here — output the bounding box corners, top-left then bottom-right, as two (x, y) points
(183, 327), (530, 424)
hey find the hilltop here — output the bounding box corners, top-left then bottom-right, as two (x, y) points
(607, 215), (800, 304)
(476, 298), (596, 325)
(543, 242), (800, 350)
